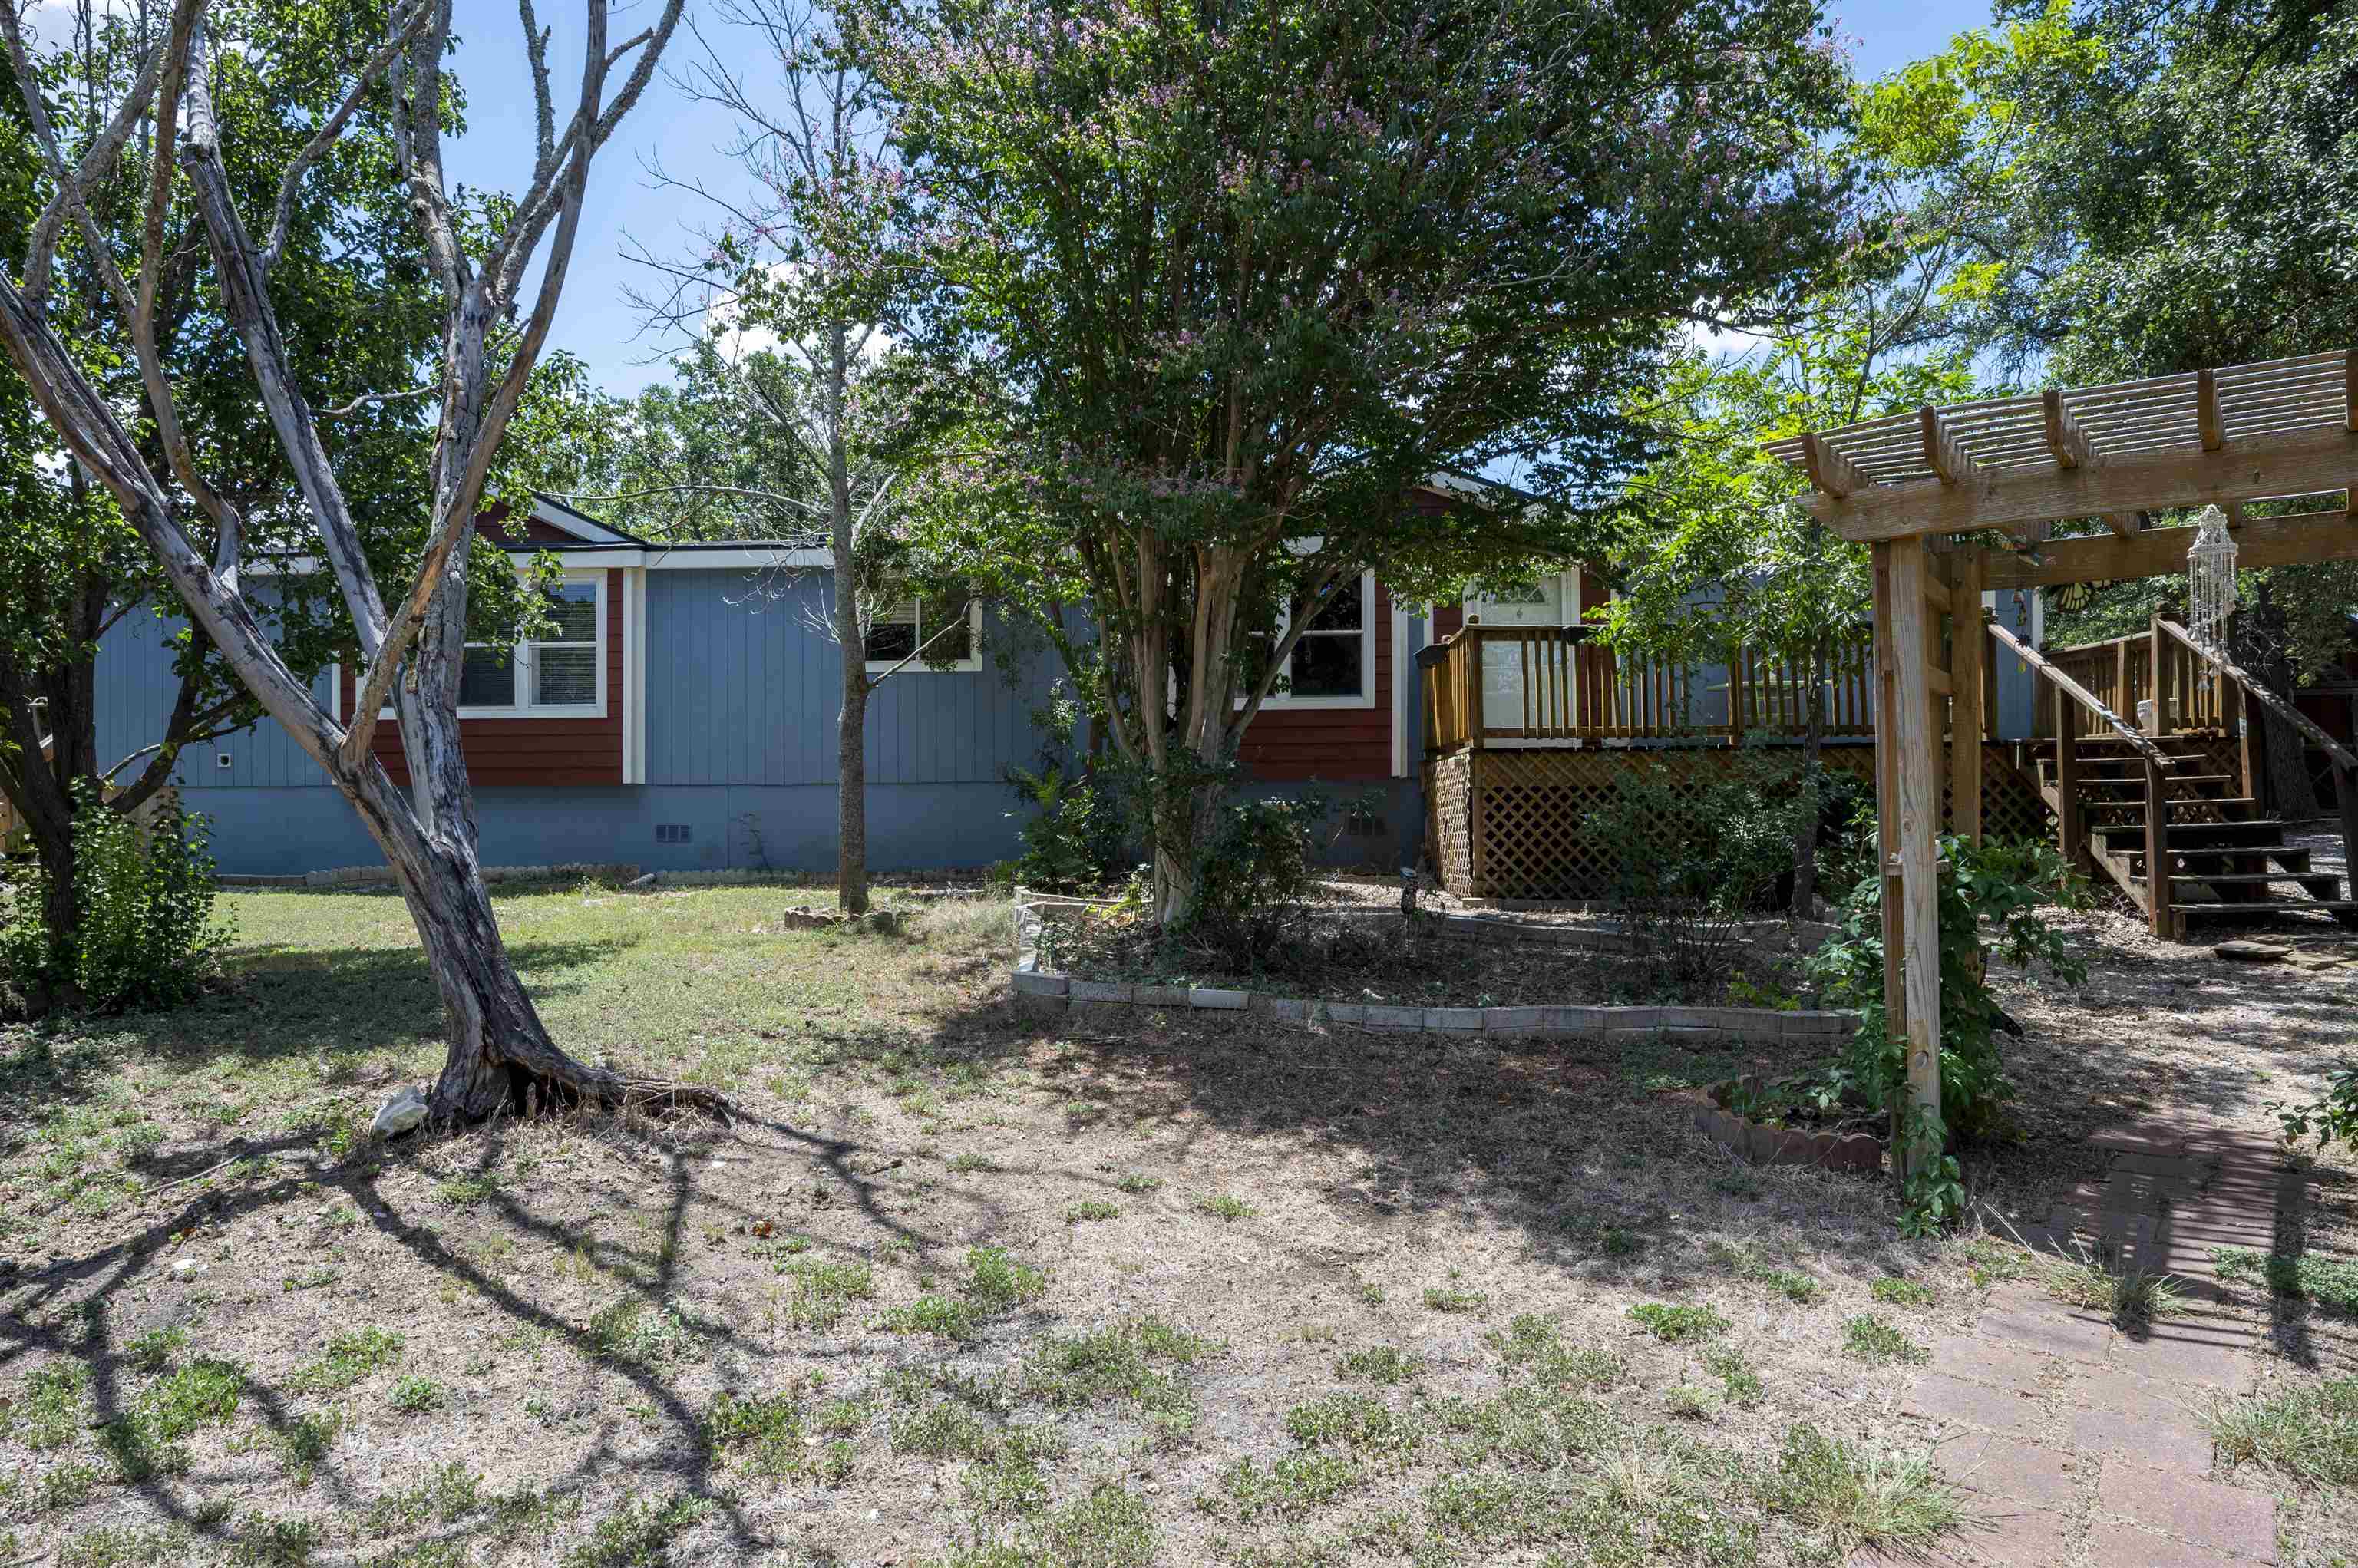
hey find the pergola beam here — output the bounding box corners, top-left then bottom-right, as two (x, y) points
(1805, 424), (2358, 542)
(2043, 389), (2092, 468)
(1982, 505), (2358, 589)
(1802, 431), (1874, 499)
(1921, 405), (1980, 485)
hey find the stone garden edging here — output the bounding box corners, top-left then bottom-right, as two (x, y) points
(1692, 1076), (1884, 1173)
(1008, 891), (1858, 1046)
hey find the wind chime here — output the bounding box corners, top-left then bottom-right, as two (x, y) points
(2186, 503), (2240, 665)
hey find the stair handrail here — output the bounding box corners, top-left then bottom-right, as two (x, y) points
(2154, 618), (2358, 774)
(1985, 617), (2179, 771)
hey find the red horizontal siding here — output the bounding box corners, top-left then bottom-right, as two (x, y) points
(1239, 584), (1395, 781)
(344, 566), (625, 787)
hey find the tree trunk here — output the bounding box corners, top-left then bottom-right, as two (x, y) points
(826, 326), (868, 916)
(1791, 640), (1825, 917)
(2239, 582), (2321, 820)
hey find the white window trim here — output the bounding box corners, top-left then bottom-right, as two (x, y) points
(1260, 569), (1378, 711)
(864, 596), (984, 675)
(375, 570), (609, 721)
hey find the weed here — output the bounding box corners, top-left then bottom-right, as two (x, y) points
(931, 1484), (1158, 1568)
(275, 1408), (349, 1487)
(2046, 1249), (2187, 1325)
(125, 1326), (187, 1372)
(433, 1173), (501, 1207)
(707, 1391), (809, 1477)
(1421, 1471), (1566, 1544)
(965, 1448), (1052, 1516)
(949, 1152), (994, 1174)
(1283, 1393), (1422, 1462)
(1665, 1382), (1720, 1419)
(1963, 1237), (2029, 1287)
(1871, 1277), (1934, 1309)
(1768, 1424), (1963, 1553)
(228, 1516), (320, 1566)
(4, 1362), (89, 1448)
(1841, 1315), (1929, 1366)
(145, 1357), (245, 1439)
(1422, 1284), (1488, 1315)
(1702, 1345), (1765, 1406)
(1712, 1168), (1765, 1200)
(1194, 1193), (1256, 1221)
(1115, 1173), (1164, 1194)
(1627, 1303), (1729, 1343)
(390, 1376), (447, 1415)
(585, 1299), (698, 1365)
(966, 1245), (1052, 1310)
(877, 1295), (980, 1341)
(1216, 1452), (1365, 1522)
(96, 1413), (188, 1482)
(563, 1491), (713, 1568)
(1021, 1318), (1216, 1444)
(1336, 1346), (1424, 1385)
(1761, 1269), (1820, 1305)
(1067, 1200), (1122, 1223)
(34, 1460), (101, 1513)
(1486, 1315), (1623, 1388)
(782, 1259), (877, 1330)
(61, 1527), (191, 1568)
(289, 1327), (402, 1392)
(2204, 1378), (2358, 1486)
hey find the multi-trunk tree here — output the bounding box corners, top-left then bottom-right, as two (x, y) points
(0, 3), (468, 1003)
(857, 0), (1861, 926)
(0, 0), (713, 1118)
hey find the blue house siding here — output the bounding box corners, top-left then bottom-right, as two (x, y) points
(94, 600), (334, 791)
(642, 570), (1062, 787)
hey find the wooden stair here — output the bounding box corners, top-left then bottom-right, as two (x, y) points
(2026, 734), (2358, 935)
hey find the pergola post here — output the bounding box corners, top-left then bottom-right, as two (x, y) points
(1886, 538), (1945, 1174)
(1950, 547), (1986, 845)
(1869, 545), (1905, 1055)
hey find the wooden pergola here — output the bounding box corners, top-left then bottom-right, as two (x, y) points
(1767, 349), (2358, 1171)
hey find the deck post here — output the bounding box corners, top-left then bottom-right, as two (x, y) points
(1950, 549), (1986, 844)
(1887, 538), (1945, 1177)
(2337, 763), (2358, 912)
(2056, 689), (2082, 871)
(2148, 612), (2170, 736)
(1869, 546), (1905, 1046)
(2145, 755), (2175, 938)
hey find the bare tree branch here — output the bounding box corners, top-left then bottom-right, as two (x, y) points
(261, 0), (437, 271)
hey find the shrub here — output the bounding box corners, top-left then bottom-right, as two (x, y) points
(1006, 760), (1126, 893)
(0, 785), (232, 1013)
(1589, 743), (1815, 999)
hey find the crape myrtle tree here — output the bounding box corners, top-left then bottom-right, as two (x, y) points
(857, 0), (1860, 926)
(0, 1), (493, 1005)
(0, 0), (721, 1119)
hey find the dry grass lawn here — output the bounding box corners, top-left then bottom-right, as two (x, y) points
(0, 881), (2350, 1566)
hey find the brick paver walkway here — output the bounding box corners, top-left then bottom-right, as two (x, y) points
(1854, 1121), (2295, 1566)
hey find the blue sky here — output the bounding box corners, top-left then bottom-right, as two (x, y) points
(444, 1), (1995, 398)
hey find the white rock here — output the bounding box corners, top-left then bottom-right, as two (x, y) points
(370, 1085), (429, 1138)
(171, 1258), (203, 1279)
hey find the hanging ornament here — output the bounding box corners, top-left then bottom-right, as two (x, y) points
(2186, 503), (2239, 661)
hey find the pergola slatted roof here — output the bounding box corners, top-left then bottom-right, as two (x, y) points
(1763, 349), (2358, 543)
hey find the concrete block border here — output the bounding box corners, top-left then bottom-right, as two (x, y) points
(1009, 891), (1858, 1045)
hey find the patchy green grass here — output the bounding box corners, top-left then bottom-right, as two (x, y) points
(781, 1259), (877, 1329)
(1065, 1200), (1121, 1223)
(2213, 1248), (2358, 1314)
(1871, 1276), (1934, 1308)
(565, 1491), (712, 1568)
(389, 1377), (447, 1415)
(1767, 1424), (1965, 1552)
(1336, 1346), (1425, 1386)
(1214, 1452), (1365, 1523)
(1842, 1315), (1930, 1366)
(2205, 1378), (2358, 1487)
(1113, 1174), (1164, 1195)
(1422, 1282), (1488, 1315)
(289, 1329), (403, 1393)
(1194, 1193), (1256, 1222)
(2047, 1249), (2189, 1325)
(1627, 1303), (1729, 1343)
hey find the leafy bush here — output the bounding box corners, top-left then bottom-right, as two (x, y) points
(1, 786), (232, 1013)
(1006, 761), (1126, 892)
(1807, 835), (2086, 1230)
(1590, 744), (1813, 997)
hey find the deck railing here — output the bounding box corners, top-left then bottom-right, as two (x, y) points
(1422, 626), (1875, 753)
(2035, 625), (2228, 738)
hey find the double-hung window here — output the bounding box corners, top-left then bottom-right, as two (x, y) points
(864, 594), (982, 672)
(386, 575), (606, 718)
(1258, 569), (1376, 708)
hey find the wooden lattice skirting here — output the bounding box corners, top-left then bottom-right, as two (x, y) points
(1426, 744), (2052, 903)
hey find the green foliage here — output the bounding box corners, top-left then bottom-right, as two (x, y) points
(1841, 1315), (1928, 1366)
(2, 788), (232, 1012)
(2212, 1248), (2358, 1314)
(1007, 761), (1125, 893)
(289, 1328), (403, 1393)
(1590, 747), (1816, 995)
(1871, 1277), (1934, 1309)
(2205, 1378), (2358, 1488)
(1808, 836), (2088, 1216)
(564, 1492), (712, 1568)
(870, 0), (1857, 919)
(1627, 1304), (1731, 1344)
(1767, 1425), (1963, 1552)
